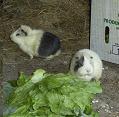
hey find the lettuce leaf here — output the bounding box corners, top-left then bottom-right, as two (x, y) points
(4, 69), (102, 117)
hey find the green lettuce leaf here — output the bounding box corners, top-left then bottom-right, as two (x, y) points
(4, 69), (102, 117)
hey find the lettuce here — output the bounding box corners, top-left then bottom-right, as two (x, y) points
(3, 69), (102, 117)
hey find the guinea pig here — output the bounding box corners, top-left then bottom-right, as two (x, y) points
(10, 25), (61, 59)
(70, 49), (103, 81)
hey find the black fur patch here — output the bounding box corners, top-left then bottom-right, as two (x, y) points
(16, 29), (27, 36)
(21, 29), (27, 36)
(38, 32), (61, 57)
(74, 56), (84, 72)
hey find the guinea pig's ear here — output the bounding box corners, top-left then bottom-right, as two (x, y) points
(74, 56), (84, 71)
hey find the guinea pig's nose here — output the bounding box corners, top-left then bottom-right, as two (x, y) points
(87, 70), (90, 73)
(10, 35), (13, 39)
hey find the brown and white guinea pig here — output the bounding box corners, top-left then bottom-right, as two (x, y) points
(10, 25), (61, 59)
(70, 49), (103, 81)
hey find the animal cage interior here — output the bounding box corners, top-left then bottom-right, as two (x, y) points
(0, 0), (119, 117)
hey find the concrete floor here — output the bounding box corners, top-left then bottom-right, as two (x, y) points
(1, 43), (119, 117)
(93, 62), (119, 117)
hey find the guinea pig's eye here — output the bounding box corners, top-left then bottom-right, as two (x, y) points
(75, 57), (79, 59)
(16, 33), (20, 36)
(21, 29), (24, 32)
(90, 56), (93, 59)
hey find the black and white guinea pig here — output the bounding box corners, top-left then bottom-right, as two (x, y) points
(10, 25), (61, 59)
(70, 49), (103, 81)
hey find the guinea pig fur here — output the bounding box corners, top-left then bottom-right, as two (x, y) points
(70, 49), (103, 81)
(10, 25), (61, 59)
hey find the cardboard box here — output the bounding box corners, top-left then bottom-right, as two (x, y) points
(90, 0), (119, 64)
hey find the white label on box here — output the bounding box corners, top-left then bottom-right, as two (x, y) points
(112, 43), (119, 55)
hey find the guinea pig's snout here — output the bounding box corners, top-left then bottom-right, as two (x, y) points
(10, 34), (14, 40)
(86, 69), (90, 73)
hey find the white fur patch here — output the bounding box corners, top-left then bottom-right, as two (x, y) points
(10, 25), (44, 59)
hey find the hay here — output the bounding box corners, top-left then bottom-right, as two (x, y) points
(0, 0), (90, 53)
